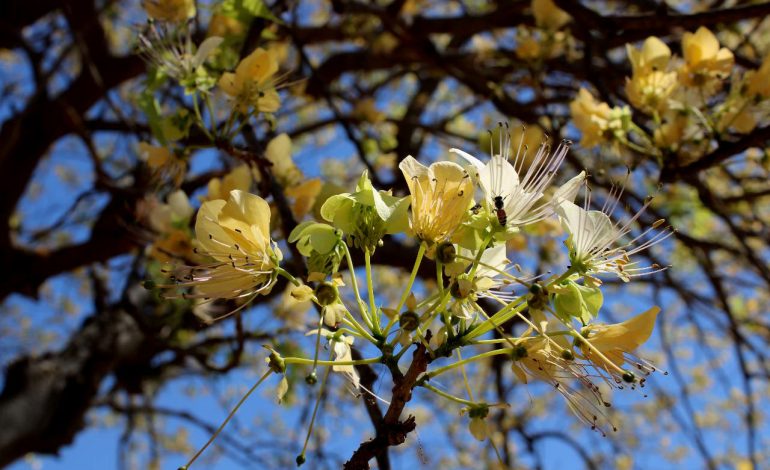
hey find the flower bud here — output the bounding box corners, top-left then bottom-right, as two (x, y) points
(314, 282), (338, 306)
(436, 242), (457, 264)
(399, 311), (420, 331)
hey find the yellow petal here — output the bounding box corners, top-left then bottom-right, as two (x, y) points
(589, 306), (660, 351)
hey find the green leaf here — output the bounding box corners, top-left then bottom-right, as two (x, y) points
(553, 280), (603, 325)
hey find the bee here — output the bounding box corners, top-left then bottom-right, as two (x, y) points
(493, 195), (507, 227)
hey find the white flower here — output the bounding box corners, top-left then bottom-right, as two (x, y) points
(556, 185), (672, 281)
(450, 127), (584, 229)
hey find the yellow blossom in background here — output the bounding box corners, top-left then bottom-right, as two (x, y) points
(285, 178), (322, 219)
(514, 33), (541, 61)
(207, 14), (245, 37)
(138, 142), (187, 186)
(143, 0), (195, 22)
(625, 37), (677, 113)
(265, 133), (303, 187)
(148, 190), (193, 233)
(352, 98), (385, 123)
(218, 47), (281, 114)
(679, 26), (733, 88)
(717, 106), (756, 135)
(581, 306), (660, 369)
(746, 53), (770, 99)
(569, 88), (612, 147)
(399, 156), (473, 244)
(654, 114), (688, 151)
(627, 37), (671, 77)
(626, 70), (678, 114)
(532, 0), (571, 31)
(206, 164), (252, 201)
(151, 229), (195, 263)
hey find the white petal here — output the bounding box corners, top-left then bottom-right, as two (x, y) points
(449, 148), (484, 170)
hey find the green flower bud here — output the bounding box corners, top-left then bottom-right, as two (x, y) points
(436, 242), (457, 264)
(560, 349), (575, 361)
(399, 311), (420, 331)
(305, 372), (318, 385)
(314, 282), (338, 306)
(622, 371), (636, 383)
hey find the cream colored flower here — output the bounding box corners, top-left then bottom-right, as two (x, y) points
(265, 133), (302, 187)
(148, 190), (193, 233)
(626, 71), (678, 114)
(167, 190), (282, 300)
(451, 129), (583, 230)
(654, 114), (689, 151)
(627, 37), (671, 77)
(569, 88), (613, 147)
(746, 54), (770, 99)
(556, 196), (671, 281)
(208, 14), (245, 37)
(679, 27), (733, 87)
(206, 165), (252, 201)
(399, 156), (474, 244)
(143, 0), (195, 22)
(532, 0), (571, 31)
(218, 47), (281, 114)
(138, 142), (187, 186)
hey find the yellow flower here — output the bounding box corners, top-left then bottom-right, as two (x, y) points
(581, 306), (660, 371)
(285, 178), (323, 219)
(398, 156), (473, 244)
(532, 0), (571, 31)
(569, 88), (612, 147)
(717, 106), (756, 135)
(150, 229), (195, 263)
(208, 14), (245, 37)
(515, 34), (541, 61)
(170, 190), (282, 300)
(626, 70), (678, 114)
(627, 37), (671, 77)
(265, 133), (302, 187)
(218, 48), (281, 114)
(138, 142), (187, 186)
(680, 27), (733, 87)
(746, 53), (770, 99)
(625, 37), (677, 113)
(653, 115), (688, 151)
(143, 0), (195, 22)
(206, 165), (252, 201)
(510, 337), (560, 384)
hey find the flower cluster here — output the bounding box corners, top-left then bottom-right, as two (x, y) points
(572, 26), (770, 160)
(149, 121), (670, 468)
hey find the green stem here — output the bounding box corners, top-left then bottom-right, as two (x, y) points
(340, 315), (378, 344)
(275, 267), (301, 287)
(284, 356), (381, 367)
(192, 94), (213, 141)
(421, 382), (478, 407)
(342, 242), (371, 329)
(364, 248), (381, 335)
(298, 350), (333, 463)
(464, 300), (528, 339)
(426, 348), (513, 380)
(184, 370), (272, 469)
(384, 242), (427, 335)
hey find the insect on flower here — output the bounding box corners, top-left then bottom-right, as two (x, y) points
(451, 123), (584, 231)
